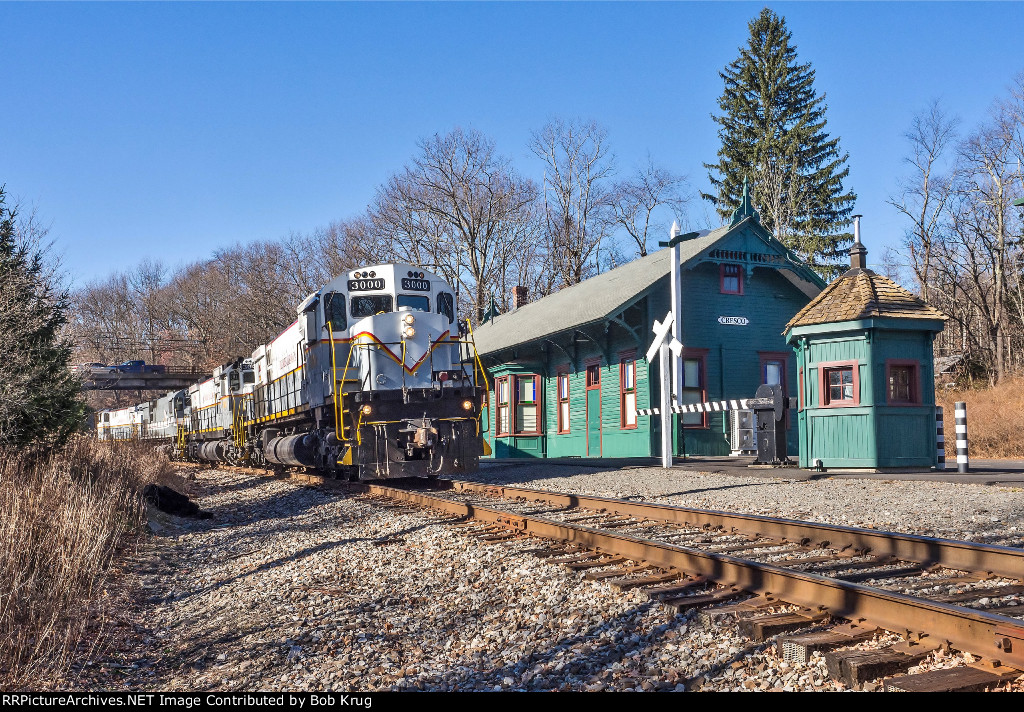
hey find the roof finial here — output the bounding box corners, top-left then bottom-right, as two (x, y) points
(729, 177), (760, 227)
(849, 214), (868, 270)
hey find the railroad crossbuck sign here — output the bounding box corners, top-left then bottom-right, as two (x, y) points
(645, 311), (683, 363)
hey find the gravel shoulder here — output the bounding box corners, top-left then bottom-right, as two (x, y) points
(62, 463), (1024, 692)
(462, 461), (1024, 547)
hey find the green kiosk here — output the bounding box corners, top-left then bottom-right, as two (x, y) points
(784, 218), (946, 470)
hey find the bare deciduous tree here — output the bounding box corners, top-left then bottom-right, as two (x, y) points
(609, 157), (689, 257)
(530, 118), (615, 287)
(888, 101), (959, 302)
(370, 127), (539, 321)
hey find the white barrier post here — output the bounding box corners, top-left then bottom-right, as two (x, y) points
(955, 401), (969, 474)
(935, 406), (945, 470)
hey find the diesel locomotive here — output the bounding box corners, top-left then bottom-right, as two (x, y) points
(97, 263), (487, 479)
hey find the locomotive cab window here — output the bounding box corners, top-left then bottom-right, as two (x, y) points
(323, 292), (348, 331)
(351, 294), (393, 319)
(437, 292), (455, 323)
(397, 294), (430, 312)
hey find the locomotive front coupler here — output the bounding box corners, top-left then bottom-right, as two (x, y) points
(399, 415), (438, 451)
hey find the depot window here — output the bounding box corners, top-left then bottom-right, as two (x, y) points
(680, 349), (708, 428)
(720, 264), (743, 295)
(495, 374), (541, 436)
(495, 378), (510, 436)
(351, 295), (393, 319)
(620, 353), (637, 429)
(515, 375), (541, 434)
(557, 371), (570, 434)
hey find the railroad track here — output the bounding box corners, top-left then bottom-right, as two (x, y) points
(208, 465), (1024, 691)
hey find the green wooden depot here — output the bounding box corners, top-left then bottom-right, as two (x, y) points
(471, 184), (827, 460)
(783, 229), (947, 470)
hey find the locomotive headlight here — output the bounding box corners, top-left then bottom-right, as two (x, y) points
(402, 313), (416, 326)
(360, 404), (372, 416)
(461, 399), (474, 411)
(402, 326), (416, 339)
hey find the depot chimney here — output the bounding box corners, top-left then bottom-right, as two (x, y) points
(512, 285), (529, 310)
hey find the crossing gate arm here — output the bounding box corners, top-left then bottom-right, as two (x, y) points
(638, 397), (797, 417)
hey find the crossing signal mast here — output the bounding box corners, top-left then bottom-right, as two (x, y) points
(647, 222), (700, 468)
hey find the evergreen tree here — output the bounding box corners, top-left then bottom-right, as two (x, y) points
(0, 187), (84, 448)
(703, 8), (857, 277)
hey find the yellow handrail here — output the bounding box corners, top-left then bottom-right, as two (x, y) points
(464, 318), (490, 420)
(328, 322), (358, 443)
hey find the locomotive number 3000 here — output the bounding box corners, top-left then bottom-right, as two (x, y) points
(347, 278), (386, 291)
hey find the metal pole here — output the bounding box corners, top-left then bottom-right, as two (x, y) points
(935, 406), (945, 470)
(670, 238), (682, 407)
(955, 401), (969, 473)
(660, 342), (672, 468)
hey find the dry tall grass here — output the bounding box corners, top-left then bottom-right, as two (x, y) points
(936, 376), (1024, 459)
(0, 437), (174, 689)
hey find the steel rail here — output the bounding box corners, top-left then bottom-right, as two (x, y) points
(434, 480), (1024, 580)
(353, 480), (1024, 669)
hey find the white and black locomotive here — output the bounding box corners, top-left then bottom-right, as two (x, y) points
(97, 263), (485, 479)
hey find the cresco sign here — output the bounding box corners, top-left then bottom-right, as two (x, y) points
(717, 316), (749, 326)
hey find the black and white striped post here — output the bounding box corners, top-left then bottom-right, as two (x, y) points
(935, 407), (945, 470)
(954, 401), (969, 473)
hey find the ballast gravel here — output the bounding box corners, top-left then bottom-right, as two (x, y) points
(67, 463), (1024, 692)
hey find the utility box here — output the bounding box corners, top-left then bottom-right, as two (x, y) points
(729, 409), (756, 455)
(749, 384), (790, 465)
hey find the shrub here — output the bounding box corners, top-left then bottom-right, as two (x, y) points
(0, 437), (174, 689)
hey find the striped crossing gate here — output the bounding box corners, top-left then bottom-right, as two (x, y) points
(637, 397), (795, 417)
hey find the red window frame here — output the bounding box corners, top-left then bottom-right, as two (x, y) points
(619, 351), (638, 430)
(759, 351), (790, 426)
(556, 369), (570, 434)
(818, 360), (860, 408)
(885, 359), (922, 405)
(680, 348), (709, 429)
(720, 263), (743, 295)
(513, 374), (542, 436)
(495, 376), (510, 436)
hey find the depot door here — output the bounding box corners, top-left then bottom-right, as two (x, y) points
(586, 364), (601, 456)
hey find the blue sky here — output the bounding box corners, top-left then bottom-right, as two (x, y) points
(3, 1), (1022, 286)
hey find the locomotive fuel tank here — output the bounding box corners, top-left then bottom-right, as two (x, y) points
(263, 434), (317, 467)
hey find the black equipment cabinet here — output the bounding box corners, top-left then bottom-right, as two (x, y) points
(748, 384), (792, 465)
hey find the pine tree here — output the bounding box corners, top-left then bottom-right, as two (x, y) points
(0, 187), (85, 448)
(703, 8), (857, 277)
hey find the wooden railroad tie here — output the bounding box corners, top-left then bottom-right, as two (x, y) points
(609, 570), (682, 592)
(661, 586), (747, 613)
(883, 661), (1022, 692)
(825, 639), (941, 689)
(779, 623), (879, 664)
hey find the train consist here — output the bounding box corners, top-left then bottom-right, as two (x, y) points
(96, 263), (486, 479)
